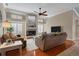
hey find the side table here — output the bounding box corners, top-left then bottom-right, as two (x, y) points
(0, 41), (22, 56)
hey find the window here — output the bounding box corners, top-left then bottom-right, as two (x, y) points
(0, 11), (2, 36)
(37, 24), (43, 33)
(0, 22), (3, 36)
(11, 14), (23, 20)
(0, 11), (2, 20)
(37, 16), (45, 34)
(6, 11), (25, 36)
(11, 22), (23, 35)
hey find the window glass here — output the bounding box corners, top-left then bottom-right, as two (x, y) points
(11, 22), (23, 35)
(37, 24), (43, 34)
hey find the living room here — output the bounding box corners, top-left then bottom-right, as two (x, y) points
(0, 3), (79, 56)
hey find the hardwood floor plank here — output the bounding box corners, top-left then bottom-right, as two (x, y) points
(4, 40), (75, 56)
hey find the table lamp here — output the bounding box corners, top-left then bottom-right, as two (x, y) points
(2, 20), (11, 34)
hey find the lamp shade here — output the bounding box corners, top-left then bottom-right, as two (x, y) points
(2, 20), (11, 28)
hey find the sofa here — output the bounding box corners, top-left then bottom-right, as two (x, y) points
(0, 33), (26, 48)
(35, 32), (67, 51)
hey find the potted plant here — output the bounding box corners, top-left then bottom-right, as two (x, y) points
(7, 27), (14, 33)
(6, 27), (14, 43)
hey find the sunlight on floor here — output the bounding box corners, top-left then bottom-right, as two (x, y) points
(26, 39), (38, 51)
(58, 40), (79, 56)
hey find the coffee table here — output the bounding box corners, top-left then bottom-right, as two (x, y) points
(0, 41), (22, 56)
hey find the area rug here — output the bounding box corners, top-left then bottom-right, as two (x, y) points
(26, 39), (38, 51)
(58, 41), (79, 56)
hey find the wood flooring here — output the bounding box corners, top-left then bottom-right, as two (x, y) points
(4, 40), (75, 56)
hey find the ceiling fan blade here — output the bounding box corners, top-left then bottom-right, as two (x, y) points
(43, 11), (47, 13)
(34, 11), (38, 13)
(42, 14), (47, 16)
(34, 8), (48, 16)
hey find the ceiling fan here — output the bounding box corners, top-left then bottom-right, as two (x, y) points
(34, 8), (47, 16)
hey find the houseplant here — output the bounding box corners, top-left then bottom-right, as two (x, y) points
(6, 27), (14, 43)
(7, 27), (14, 33)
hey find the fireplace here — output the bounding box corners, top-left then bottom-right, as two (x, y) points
(26, 31), (36, 36)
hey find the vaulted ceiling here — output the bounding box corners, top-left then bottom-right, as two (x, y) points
(4, 3), (79, 17)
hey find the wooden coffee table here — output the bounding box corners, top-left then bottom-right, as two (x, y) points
(0, 41), (22, 56)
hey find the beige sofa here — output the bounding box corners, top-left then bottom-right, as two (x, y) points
(1, 33), (26, 48)
(35, 32), (67, 51)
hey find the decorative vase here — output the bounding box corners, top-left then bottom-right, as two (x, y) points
(6, 39), (13, 44)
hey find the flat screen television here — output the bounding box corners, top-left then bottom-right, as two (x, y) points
(51, 26), (61, 32)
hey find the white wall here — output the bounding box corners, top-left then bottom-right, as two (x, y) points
(44, 11), (73, 39)
(72, 10), (79, 40)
